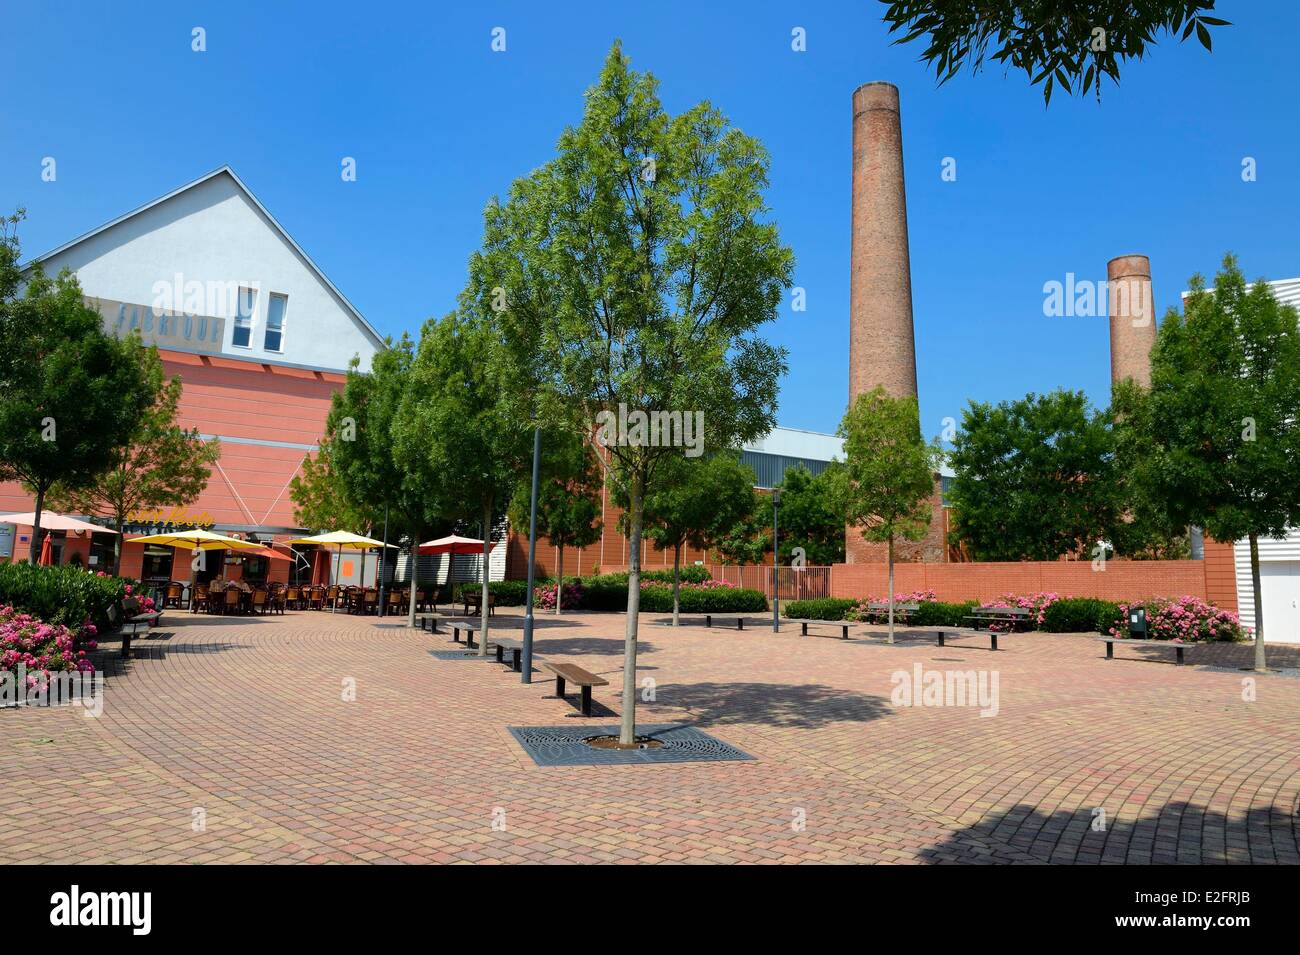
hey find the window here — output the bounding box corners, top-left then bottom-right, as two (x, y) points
(233, 286), (256, 347)
(264, 293), (287, 351)
(141, 545), (176, 581)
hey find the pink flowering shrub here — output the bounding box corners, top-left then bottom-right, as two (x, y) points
(981, 592), (1060, 631)
(534, 581), (585, 611)
(1107, 596), (1246, 643)
(0, 604), (97, 689)
(849, 590), (937, 622)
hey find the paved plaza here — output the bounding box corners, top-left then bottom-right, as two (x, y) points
(3, 609), (1298, 864)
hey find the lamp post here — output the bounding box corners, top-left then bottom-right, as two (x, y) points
(521, 426), (541, 683)
(772, 487), (781, 632)
(378, 505), (389, 618)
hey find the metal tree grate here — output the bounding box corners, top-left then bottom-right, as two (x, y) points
(508, 723), (754, 767)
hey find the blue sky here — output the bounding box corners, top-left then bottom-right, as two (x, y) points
(3, 1), (1297, 437)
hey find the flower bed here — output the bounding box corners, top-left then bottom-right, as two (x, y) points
(0, 563), (126, 635)
(1, 604), (97, 690)
(1105, 596), (1247, 643)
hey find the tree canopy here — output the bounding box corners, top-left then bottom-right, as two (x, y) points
(0, 211), (158, 562)
(48, 348), (219, 574)
(880, 1), (1229, 104)
(1127, 255), (1300, 670)
(469, 43), (791, 743)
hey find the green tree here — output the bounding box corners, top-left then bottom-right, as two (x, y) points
(473, 44), (791, 744)
(710, 508), (767, 565)
(881, 1), (1228, 104)
(774, 463), (846, 565)
(946, 389), (1118, 562)
(48, 352), (220, 574)
(508, 430), (603, 614)
(624, 452), (757, 626)
(1133, 256), (1300, 671)
(397, 312), (530, 651)
(290, 436), (374, 534)
(328, 336), (446, 624)
(837, 388), (937, 643)
(0, 211), (157, 565)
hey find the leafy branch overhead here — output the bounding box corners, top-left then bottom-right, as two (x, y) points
(879, 1), (1230, 103)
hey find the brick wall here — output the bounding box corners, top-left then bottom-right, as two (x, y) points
(830, 559), (1210, 603)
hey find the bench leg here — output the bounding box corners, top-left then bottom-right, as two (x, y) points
(580, 685), (593, 717)
(801, 622), (808, 636)
(432, 619), (439, 634)
(705, 615), (712, 628)
(1105, 640), (1114, 660)
(1176, 646), (1184, 666)
(937, 631), (945, 647)
(991, 633), (999, 652)
(737, 618), (744, 631)
(510, 649), (521, 673)
(496, 645), (504, 664)
(555, 675), (566, 699)
(121, 631), (134, 659)
(840, 625), (848, 640)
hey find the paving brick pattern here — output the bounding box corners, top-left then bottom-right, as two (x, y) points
(2, 610), (1296, 864)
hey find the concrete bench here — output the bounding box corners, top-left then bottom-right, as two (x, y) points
(449, 622), (479, 647)
(493, 637), (523, 672)
(1097, 635), (1200, 666)
(784, 617), (853, 640)
(120, 612), (161, 658)
(417, 615), (441, 634)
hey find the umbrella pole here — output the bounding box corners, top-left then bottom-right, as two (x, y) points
(331, 544), (340, 613)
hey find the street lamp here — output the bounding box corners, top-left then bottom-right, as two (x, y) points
(520, 426), (541, 683)
(772, 487), (781, 633)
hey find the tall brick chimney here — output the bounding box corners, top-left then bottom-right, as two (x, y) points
(849, 81), (917, 401)
(1107, 254), (1156, 388)
(845, 83), (946, 566)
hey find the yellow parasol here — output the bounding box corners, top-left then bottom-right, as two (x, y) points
(284, 531), (397, 612)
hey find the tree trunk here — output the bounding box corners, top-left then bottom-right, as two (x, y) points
(30, 484), (46, 566)
(477, 499), (492, 657)
(1250, 532), (1267, 672)
(672, 543), (682, 627)
(887, 536), (896, 646)
(556, 544), (564, 615)
(407, 536), (419, 629)
(112, 508), (125, 576)
(619, 474), (645, 746)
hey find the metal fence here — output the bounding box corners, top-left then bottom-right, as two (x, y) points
(707, 564), (832, 601)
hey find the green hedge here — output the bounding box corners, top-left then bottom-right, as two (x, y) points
(639, 584), (767, 613)
(911, 600), (979, 627)
(783, 597), (856, 620)
(451, 580), (529, 605)
(0, 563), (127, 633)
(1041, 597), (1120, 633)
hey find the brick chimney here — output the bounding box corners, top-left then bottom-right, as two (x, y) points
(1107, 254), (1156, 388)
(849, 81), (917, 401)
(845, 83), (946, 565)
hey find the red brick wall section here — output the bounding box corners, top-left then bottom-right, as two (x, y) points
(830, 559), (1209, 604)
(1201, 539), (1238, 613)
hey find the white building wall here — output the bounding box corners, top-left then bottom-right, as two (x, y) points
(1232, 531), (1300, 639)
(33, 170), (382, 373)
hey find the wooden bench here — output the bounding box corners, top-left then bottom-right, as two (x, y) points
(449, 622), (479, 647)
(864, 602), (920, 624)
(964, 606), (1033, 631)
(1097, 635), (1199, 666)
(462, 591), (496, 617)
(541, 662), (608, 717)
(784, 617), (852, 640)
(493, 637), (523, 672)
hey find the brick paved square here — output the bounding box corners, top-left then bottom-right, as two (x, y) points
(2, 609), (1296, 864)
